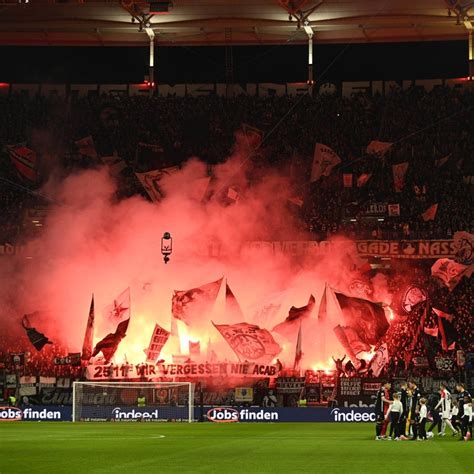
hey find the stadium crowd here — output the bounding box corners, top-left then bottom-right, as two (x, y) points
(0, 86), (472, 390)
(0, 86), (473, 243)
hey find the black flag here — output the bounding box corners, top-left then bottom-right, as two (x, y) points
(22, 315), (53, 351)
(92, 319), (129, 363)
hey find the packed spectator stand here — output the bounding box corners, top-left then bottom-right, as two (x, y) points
(0, 86), (473, 244)
(0, 85), (473, 396)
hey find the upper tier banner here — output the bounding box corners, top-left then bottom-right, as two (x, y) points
(241, 240), (455, 259)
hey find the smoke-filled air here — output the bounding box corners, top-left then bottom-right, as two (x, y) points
(0, 133), (394, 371)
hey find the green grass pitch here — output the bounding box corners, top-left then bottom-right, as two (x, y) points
(0, 422), (472, 474)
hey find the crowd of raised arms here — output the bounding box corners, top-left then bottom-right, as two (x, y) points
(0, 86), (473, 244)
(375, 380), (472, 442)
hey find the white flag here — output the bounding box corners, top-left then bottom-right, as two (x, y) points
(453, 231), (474, 265)
(370, 343), (389, 377)
(311, 143), (341, 182)
(135, 167), (180, 202)
(431, 258), (472, 291)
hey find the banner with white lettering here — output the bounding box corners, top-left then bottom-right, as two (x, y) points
(145, 324), (170, 363)
(356, 240), (455, 259)
(86, 362), (280, 380)
(242, 240), (455, 259)
(276, 377), (306, 394)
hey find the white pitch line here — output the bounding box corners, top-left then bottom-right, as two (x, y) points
(2, 435), (167, 441)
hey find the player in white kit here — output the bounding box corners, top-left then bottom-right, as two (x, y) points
(435, 383), (458, 436)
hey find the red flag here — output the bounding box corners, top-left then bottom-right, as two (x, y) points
(356, 173), (372, 187)
(423, 326), (439, 338)
(288, 196), (304, 207)
(343, 174), (353, 188)
(334, 292), (388, 346)
(432, 308), (454, 322)
(81, 295), (95, 361)
(272, 295), (315, 340)
(213, 322), (281, 362)
(92, 319), (129, 363)
(435, 155), (450, 168)
(172, 278), (223, 326)
(422, 203), (438, 222)
(6, 145), (38, 181)
(433, 308), (457, 351)
(293, 323), (303, 372)
(366, 140), (392, 156)
(392, 162), (409, 192)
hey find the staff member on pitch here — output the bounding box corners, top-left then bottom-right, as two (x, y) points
(137, 392), (146, 407)
(408, 380), (421, 440)
(137, 392), (146, 422)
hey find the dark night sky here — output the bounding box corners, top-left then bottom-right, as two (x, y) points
(0, 40), (468, 83)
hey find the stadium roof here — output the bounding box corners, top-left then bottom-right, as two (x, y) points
(0, 0), (472, 47)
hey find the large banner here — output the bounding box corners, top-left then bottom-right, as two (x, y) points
(276, 377), (306, 394)
(336, 378), (381, 407)
(356, 240), (456, 259)
(205, 406), (376, 423)
(3, 239), (459, 260)
(145, 324), (170, 363)
(0, 406), (72, 422)
(242, 240), (456, 259)
(86, 362), (280, 380)
(1, 405), (378, 423)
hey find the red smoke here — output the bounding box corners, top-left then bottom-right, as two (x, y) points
(0, 150), (394, 371)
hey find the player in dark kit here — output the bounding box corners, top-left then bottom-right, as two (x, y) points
(456, 383), (471, 440)
(375, 381), (391, 440)
(399, 381), (408, 436)
(408, 380), (421, 440)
